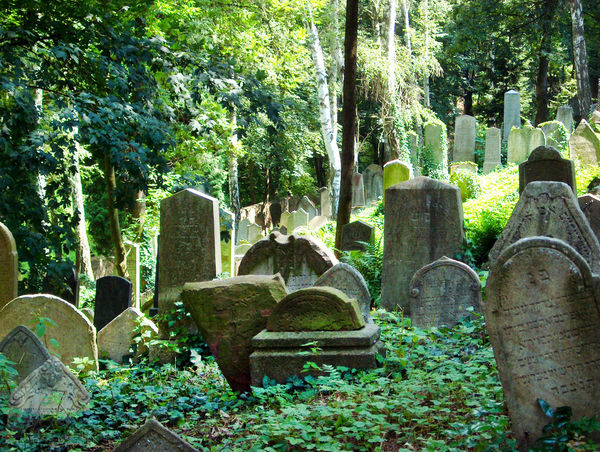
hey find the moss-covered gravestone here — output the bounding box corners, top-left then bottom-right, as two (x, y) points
(250, 287), (382, 386)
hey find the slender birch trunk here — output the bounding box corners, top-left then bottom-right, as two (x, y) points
(382, 0), (399, 162)
(569, 0), (591, 122)
(229, 111), (241, 241)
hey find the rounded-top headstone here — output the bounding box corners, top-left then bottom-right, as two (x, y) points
(266, 287), (365, 332)
(0, 222), (18, 311)
(518, 146), (576, 195)
(0, 294), (98, 371)
(383, 160), (412, 200)
(0, 325), (51, 386)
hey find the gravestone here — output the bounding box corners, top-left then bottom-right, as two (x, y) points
(340, 220), (375, 252)
(81, 307), (94, 323)
(540, 121), (568, 154)
(98, 307), (158, 363)
(383, 160), (411, 201)
(124, 241), (140, 309)
(113, 419), (199, 452)
(247, 222), (262, 243)
(503, 90), (521, 140)
(570, 120), (600, 165)
(408, 256), (480, 328)
(590, 110), (600, 129)
(0, 326), (51, 386)
(507, 124), (546, 163)
(578, 194), (600, 243)
(483, 127), (502, 174)
(288, 209), (309, 233)
(158, 188), (221, 318)
(237, 218), (250, 243)
(424, 122), (446, 167)
(453, 115), (476, 162)
(10, 356), (90, 415)
(518, 146), (576, 195)
(183, 274), (288, 392)
(484, 237), (600, 450)
(351, 173), (366, 208)
(269, 202), (282, 226)
(279, 211), (290, 230)
(0, 294), (98, 371)
(363, 164), (384, 203)
(298, 196), (318, 221)
(319, 187), (332, 218)
(381, 177), (464, 314)
(407, 131), (420, 173)
(449, 161), (477, 174)
(314, 263), (372, 322)
(489, 181), (600, 273)
(0, 222), (17, 310)
(220, 209), (235, 277)
(237, 231), (337, 291)
(556, 105), (574, 133)
(309, 215), (328, 230)
(94, 276), (132, 332)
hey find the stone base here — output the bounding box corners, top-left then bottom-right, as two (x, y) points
(250, 324), (384, 386)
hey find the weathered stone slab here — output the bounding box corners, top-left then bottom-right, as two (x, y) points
(246, 222), (262, 244)
(289, 209), (309, 233)
(237, 218), (250, 243)
(489, 182), (600, 272)
(483, 127), (501, 174)
(314, 263), (372, 322)
(219, 208), (235, 277)
(0, 294), (98, 371)
(94, 276), (132, 332)
(113, 418), (198, 452)
(556, 105), (573, 133)
(424, 122), (446, 166)
(540, 121), (569, 155)
(383, 159), (411, 200)
(0, 326), (51, 386)
(10, 356), (90, 415)
(351, 173), (366, 208)
(570, 120), (600, 165)
(453, 115), (476, 162)
(408, 257), (480, 328)
(267, 287), (365, 332)
(578, 194), (600, 243)
(518, 146), (576, 195)
(449, 161), (477, 174)
(319, 187), (332, 218)
(340, 220), (375, 252)
(381, 177), (464, 314)
(298, 196), (318, 221)
(124, 241), (140, 309)
(504, 90), (521, 140)
(407, 131), (420, 173)
(308, 215), (328, 230)
(507, 124), (546, 164)
(183, 274), (288, 392)
(98, 307), (158, 363)
(238, 232), (337, 291)
(0, 222), (17, 311)
(158, 188), (221, 318)
(484, 237), (600, 450)
(363, 164), (384, 203)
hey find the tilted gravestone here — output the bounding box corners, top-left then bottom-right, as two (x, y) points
(10, 356), (90, 415)
(483, 127), (501, 174)
(351, 173), (366, 208)
(158, 188), (221, 319)
(113, 419), (198, 452)
(183, 274), (288, 392)
(503, 90), (521, 140)
(381, 177), (464, 314)
(0, 294), (98, 371)
(340, 220), (375, 252)
(0, 221), (18, 311)
(518, 146), (576, 195)
(570, 120), (600, 165)
(383, 159), (411, 201)
(556, 105), (573, 134)
(94, 276), (132, 332)
(488, 181), (600, 273)
(0, 325), (51, 386)
(507, 124), (546, 164)
(578, 194), (600, 243)
(408, 257), (480, 328)
(237, 232), (337, 291)
(314, 262), (372, 322)
(363, 164), (384, 203)
(484, 237), (600, 450)
(453, 114), (476, 162)
(298, 196), (318, 221)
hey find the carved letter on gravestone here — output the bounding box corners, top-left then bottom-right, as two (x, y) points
(0, 221), (18, 311)
(488, 181), (600, 273)
(94, 276), (133, 332)
(113, 418), (199, 452)
(10, 356), (90, 415)
(518, 146), (576, 195)
(0, 326), (51, 386)
(408, 257), (481, 329)
(484, 237), (600, 450)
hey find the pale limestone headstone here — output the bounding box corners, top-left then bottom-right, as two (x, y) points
(569, 120), (600, 165)
(578, 194), (600, 244)
(237, 218), (250, 243)
(483, 127), (502, 174)
(0, 294), (98, 371)
(488, 181), (600, 273)
(556, 105), (574, 134)
(314, 262), (372, 322)
(363, 164), (384, 203)
(407, 131), (420, 173)
(424, 122), (446, 166)
(158, 189), (221, 317)
(503, 90), (521, 140)
(484, 237), (600, 450)
(124, 241), (140, 309)
(383, 160), (411, 201)
(507, 124), (546, 164)
(220, 209), (235, 277)
(238, 232), (337, 291)
(449, 161), (478, 175)
(280, 211), (291, 231)
(408, 256), (480, 328)
(319, 187), (332, 218)
(0, 222), (18, 311)
(590, 110), (600, 129)
(381, 177), (464, 313)
(98, 307), (157, 363)
(10, 356), (90, 415)
(340, 220), (375, 252)
(518, 146), (575, 195)
(113, 418), (198, 452)
(298, 196), (318, 221)
(453, 115), (476, 162)
(351, 173), (366, 208)
(0, 325), (51, 386)
(309, 215), (328, 230)
(540, 121), (568, 155)
(289, 209), (309, 233)
(247, 222), (262, 244)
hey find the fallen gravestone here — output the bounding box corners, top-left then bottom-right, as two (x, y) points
(112, 418), (198, 452)
(94, 276), (132, 332)
(0, 222), (17, 310)
(183, 274), (288, 392)
(578, 194), (600, 243)
(408, 257), (480, 328)
(0, 325), (51, 386)
(484, 237), (600, 450)
(340, 220), (375, 252)
(518, 146), (576, 195)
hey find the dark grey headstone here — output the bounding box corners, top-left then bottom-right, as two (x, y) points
(0, 325), (51, 386)
(340, 220), (374, 252)
(94, 276), (132, 331)
(269, 202), (282, 226)
(519, 146), (576, 194)
(113, 419), (198, 452)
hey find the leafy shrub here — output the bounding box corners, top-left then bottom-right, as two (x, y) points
(450, 168), (482, 202)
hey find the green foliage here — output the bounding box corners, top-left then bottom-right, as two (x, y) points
(449, 168), (482, 202)
(420, 120), (449, 181)
(538, 121), (570, 157)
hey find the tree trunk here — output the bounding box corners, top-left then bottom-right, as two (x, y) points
(382, 0), (399, 162)
(423, 0), (431, 108)
(104, 153), (128, 278)
(229, 110), (241, 240)
(401, 0), (411, 54)
(464, 90), (473, 116)
(334, 0), (359, 255)
(570, 0), (592, 122)
(535, 0), (558, 125)
(329, 0), (344, 144)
